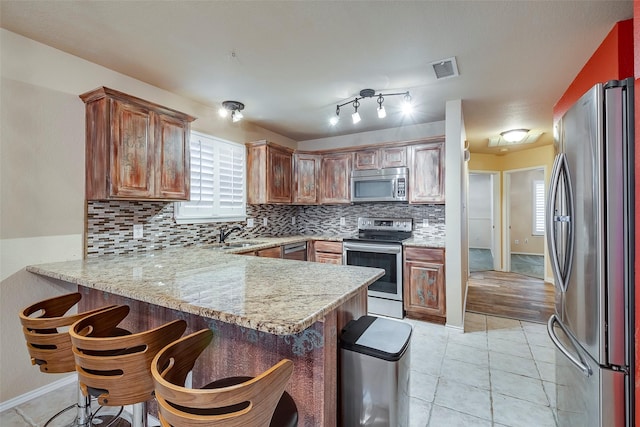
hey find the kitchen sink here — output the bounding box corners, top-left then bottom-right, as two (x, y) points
(205, 240), (266, 250)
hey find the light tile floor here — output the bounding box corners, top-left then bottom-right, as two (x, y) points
(1, 313), (557, 427)
(406, 313), (557, 427)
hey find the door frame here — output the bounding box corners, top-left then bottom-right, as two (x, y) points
(503, 166), (547, 273)
(468, 170), (501, 271)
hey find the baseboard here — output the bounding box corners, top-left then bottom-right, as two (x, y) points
(0, 374), (76, 412)
(445, 323), (464, 333)
(0, 378), (160, 425)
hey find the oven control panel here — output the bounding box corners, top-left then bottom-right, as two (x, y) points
(357, 217), (413, 232)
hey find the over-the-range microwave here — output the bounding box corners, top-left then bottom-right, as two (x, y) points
(350, 167), (408, 203)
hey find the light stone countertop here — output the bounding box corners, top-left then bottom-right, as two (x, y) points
(26, 245), (384, 336)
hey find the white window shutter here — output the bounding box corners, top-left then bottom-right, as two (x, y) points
(532, 180), (545, 235)
(175, 132), (246, 223)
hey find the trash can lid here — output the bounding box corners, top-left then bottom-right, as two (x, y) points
(340, 315), (412, 361)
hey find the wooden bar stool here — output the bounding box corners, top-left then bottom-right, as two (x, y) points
(69, 305), (187, 427)
(151, 329), (298, 427)
(19, 292), (116, 427)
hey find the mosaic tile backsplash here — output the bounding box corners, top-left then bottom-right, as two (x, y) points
(86, 201), (445, 257)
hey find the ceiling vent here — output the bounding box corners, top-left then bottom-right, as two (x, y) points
(431, 57), (459, 80)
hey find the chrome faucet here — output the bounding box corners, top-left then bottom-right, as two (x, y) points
(219, 226), (243, 244)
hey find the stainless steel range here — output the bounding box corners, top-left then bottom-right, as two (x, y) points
(343, 217), (412, 319)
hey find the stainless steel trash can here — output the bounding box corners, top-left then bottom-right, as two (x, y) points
(340, 315), (412, 427)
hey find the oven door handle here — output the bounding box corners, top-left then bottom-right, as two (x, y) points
(343, 242), (402, 254)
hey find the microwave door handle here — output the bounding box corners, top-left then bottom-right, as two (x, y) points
(392, 179), (397, 199)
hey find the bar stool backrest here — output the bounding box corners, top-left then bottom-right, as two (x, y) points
(70, 304), (187, 407)
(19, 292), (115, 373)
(152, 329), (294, 427)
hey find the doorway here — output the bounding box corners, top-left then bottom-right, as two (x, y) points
(504, 167), (545, 279)
(468, 171), (500, 272)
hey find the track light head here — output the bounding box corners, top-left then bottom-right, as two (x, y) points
(331, 89), (411, 126)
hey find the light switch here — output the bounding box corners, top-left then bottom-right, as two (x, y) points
(133, 224), (143, 239)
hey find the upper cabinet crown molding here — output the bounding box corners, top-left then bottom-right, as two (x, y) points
(80, 87), (196, 201)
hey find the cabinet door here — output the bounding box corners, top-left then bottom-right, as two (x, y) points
(257, 246), (282, 258)
(294, 153), (320, 204)
(319, 153), (351, 204)
(155, 113), (190, 200)
(110, 100), (153, 198)
(267, 147), (293, 203)
(404, 260), (446, 317)
(380, 147), (407, 168)
(409, 142), (445, 203)
(353, 149), (379, 170)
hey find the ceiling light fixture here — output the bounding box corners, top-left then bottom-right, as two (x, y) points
(500, 128), (529, 143)
(219, 100), (245, 123)
(329, 89), (411, 126)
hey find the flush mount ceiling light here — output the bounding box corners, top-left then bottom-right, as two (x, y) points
(488, 129), (543, 147)
(501, 128), (529, 143)
(218, 100), (245, 123)
(329, 89), (412, 126)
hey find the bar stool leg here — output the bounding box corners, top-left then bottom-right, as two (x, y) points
(75, 385), (91, 427)
(131, 402), (148, 427)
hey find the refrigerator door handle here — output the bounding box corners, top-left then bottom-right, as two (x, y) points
(547, 314), (592, 377)
(547, 153), (574, 292)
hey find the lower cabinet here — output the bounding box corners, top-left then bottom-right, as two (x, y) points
(403, 247), (446, 324)
(310, 241), (343, 265)
(257, 246), (283, 258)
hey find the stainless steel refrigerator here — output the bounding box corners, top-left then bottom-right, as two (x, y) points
(546, 77), (634, 426)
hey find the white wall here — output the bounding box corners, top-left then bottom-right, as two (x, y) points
(444, 99), (467, 330)
(468, 174), (493, 249)
(0, 29), (294, 403)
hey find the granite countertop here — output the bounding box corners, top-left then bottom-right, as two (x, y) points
(27, 245), (384, 336)
(208, 234), (445, 253)
(402, 236), (446, 249)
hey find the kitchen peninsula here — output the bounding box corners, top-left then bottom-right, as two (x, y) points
(27, 246), (384, 426)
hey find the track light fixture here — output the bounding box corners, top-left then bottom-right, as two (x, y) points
(329, 89), (411, 126)
(219, 100), (245, 123)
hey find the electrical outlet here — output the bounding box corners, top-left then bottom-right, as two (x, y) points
(133, 224), (143, 239)
(263, 218), (268, 227)
(423, 218), (429, 227)
(247, 218), (254, 228)
(340, 217), (346, 226)
(291, 216), (296, 225)
(514, 239), (519, 245)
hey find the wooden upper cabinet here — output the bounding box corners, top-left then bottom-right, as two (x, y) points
(294, 153), (321, 204)
(247, 141), (293, 204)
(80, 87), (195, 201)
(319, 153), (352, 204)
(353, 146), (407, 170)
(409, 141), (445, 204)
(353, 149), (379, 170)
(380, 146), (407, 168)
(155, 113), (190, 199)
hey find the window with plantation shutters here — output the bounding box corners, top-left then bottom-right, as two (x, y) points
(532, 180), (545, 235)
(175, 131), (246, 223)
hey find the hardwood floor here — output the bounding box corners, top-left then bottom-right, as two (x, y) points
(466, 270), (555, 324)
